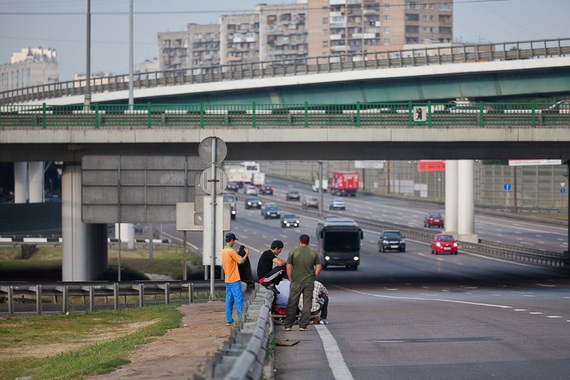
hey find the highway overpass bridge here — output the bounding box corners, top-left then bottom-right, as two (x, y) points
(1, 38), (570, 106)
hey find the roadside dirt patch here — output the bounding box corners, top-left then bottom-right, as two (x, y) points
(86, 300), (230, 380)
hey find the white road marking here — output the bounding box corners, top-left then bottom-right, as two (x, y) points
(315, 325), (354, 380)
(334, 285), (512, 309)
(547, 316), (562, 319)
(514, 309), (527, 312)
(529, 312), (544, 315)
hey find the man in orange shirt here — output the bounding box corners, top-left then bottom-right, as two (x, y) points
(222, 232), (249, 326)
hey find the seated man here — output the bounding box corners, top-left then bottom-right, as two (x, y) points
(275, 274), (291, 310)
(299, 280), (329, 324)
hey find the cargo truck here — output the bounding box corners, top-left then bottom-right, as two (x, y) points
(330, 172), (359, 196)
(312, 179), (328, 192)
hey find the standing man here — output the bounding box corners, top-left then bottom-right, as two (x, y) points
(222, 232), (248, 326)
(257, 240), (286, 281)
(284, 234), (321, 331)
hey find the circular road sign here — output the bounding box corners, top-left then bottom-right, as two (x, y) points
(504, 183), (512, 191)
(198, 137), (227, 164)
(199, 167), (228, 195)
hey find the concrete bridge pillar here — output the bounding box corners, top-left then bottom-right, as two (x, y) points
(62, 163), (108, 281)
(457, 160), (478, 243)
(13, 162), (28, 203)
(28, 162), (44, 203)
(444, 160), (458, 237)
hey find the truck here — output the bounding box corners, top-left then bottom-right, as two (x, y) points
(316, 216), (363, 270)
(224, 164), (249, 185)
(330, 172), (359, 196)
(311, 179), (328, 192)
(252, 172), (265, 186)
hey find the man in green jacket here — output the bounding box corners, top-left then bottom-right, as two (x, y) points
(283, 234), (322, 331)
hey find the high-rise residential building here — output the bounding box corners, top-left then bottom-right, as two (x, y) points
(157, 31), (188, 72)
(257, 2), (309, 63)
(156, 0), (453, 71)
(219, 14), (260, 65)
(0, 47), (58, 92)
(188, 24), (220, 70)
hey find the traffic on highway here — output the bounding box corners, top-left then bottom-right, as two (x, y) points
(162, 174), (570, 379)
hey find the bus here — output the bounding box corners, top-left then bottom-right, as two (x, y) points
(316, 216), (363, 270)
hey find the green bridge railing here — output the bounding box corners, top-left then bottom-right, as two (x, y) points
(1, 102), (568, 129)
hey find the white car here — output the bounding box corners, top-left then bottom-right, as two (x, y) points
(329, 199), (346, 210)
(245, 185), (258, 195)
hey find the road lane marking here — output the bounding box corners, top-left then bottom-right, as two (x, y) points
(315, 325), (354, 380)
(334, 285), (512, 309)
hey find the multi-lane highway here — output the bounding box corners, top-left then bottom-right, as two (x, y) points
(163, 176), (570, 379)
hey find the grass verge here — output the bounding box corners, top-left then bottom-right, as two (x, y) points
(0, 304), (181, 379)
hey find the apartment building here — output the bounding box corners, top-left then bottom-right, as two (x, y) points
(188, 24), (220, 70)
(219, 14), (260, 65)
(257, 2), (309, 63)
(157, 31), (188, 72)
(156, 0), (453, 70)
(0, 47), (58, 92)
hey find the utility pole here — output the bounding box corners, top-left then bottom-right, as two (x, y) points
(84, 0), (91, 107)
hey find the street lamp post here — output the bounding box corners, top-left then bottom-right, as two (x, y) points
(84, 0), (91, 107)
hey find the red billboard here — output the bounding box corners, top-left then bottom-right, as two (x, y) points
(418, 160), (446, 172)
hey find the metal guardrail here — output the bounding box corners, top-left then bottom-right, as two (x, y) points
(1, 102), (569, 128)
(202, 287), (273, 380)
(0, 280), (226, 315)
(1, 38), (569, 105)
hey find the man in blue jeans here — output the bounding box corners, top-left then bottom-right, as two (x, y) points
(283, 234), (322, 331)
(222, 232), (249, 326)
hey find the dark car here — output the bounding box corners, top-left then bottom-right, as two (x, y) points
(245, 196), (262, 209)
(263, 205), (281, 219)
(259, 185), (274, 195)
(227, 182), (240, 192)
(378, 230), (406, 252)
(285, 191), (300, 201)
(431, 234), (458, 255)
(281, 213), (300, 228)
(424, 213), (444, 228)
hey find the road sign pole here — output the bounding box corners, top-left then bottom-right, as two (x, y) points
(209, 138), (217, 301)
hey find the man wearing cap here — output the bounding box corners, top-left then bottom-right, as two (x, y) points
(222, 232), (249, 326)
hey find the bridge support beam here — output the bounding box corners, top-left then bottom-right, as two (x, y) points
(444, 160), (458, 237)
(28, 161), (44, 203)
(61, 163), (108, 281)
(457, 160), (478, 243)
(13, 162), (28, 203)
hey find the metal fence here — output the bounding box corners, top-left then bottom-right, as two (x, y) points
(1, 38), (569, 105)
(1, 102), (569, 128)
(0, 280), (225, 316)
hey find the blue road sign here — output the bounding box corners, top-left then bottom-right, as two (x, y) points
(504, 183), (512, 191)
(562, 188), (566, 194)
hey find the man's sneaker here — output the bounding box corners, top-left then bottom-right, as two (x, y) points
(284, 327), (291, 331)
(299, 327), (308, 331)
(320, 319), (329, 325)
(226, 321), (233, 326)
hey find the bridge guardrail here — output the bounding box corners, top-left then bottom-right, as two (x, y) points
(0, 280), (226, 315)
(1, 38), (569, 105)
(1, 102), (569, 128)
(201, 287), (273, 380)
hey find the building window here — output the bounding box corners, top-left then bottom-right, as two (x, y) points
(405, 13), (419, 21)
(423, 15), (428, 21)
(406, 2), (419, 10)
(323, 41), (329, 47)
(384, 3), (390, 10)
(383, 38), (390, 45)
(439, 26), (452, 34)
(439, 2), (452, 11)
(322, 6), (328, 12)
(322, 29), (329, 36)
(322, 17), (328, 24)
(405, 25), (419, 33)
(384, 27), (390, 34)
(384, 15), (389, 22)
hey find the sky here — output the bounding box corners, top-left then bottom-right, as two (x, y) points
(1, 0), (569, 81)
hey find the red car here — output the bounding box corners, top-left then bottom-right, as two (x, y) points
(431, 234), (458, 255)
(424, 213), (444, 228)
